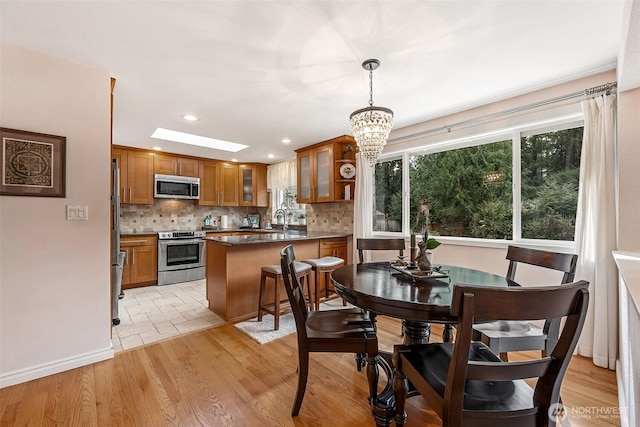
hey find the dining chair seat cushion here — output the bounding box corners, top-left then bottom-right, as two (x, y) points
(261, 262), (312, 275)
(305, 308), (375, 339)
(474, 320), (537, 333)
(303, 257), (344, 268)
(402, 342), (525, 410)
(473, 321), (547, 353)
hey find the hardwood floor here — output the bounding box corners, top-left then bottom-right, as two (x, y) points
(0, 316), (620, 426)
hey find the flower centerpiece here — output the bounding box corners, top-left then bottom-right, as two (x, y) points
(413, 200), (441, 270)
(416, 231), (440, 271)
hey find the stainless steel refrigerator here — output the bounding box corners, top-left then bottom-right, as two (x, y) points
(111, 158), (126, 325)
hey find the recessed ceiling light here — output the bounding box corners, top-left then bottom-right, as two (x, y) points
(267, 154), (275, 159)
(182, 114), (198, 121)
(151, 128), (248, 152)
(281, 138), (291, 144)
(230, 158), (238, 162)
(152, 146), (163, 151)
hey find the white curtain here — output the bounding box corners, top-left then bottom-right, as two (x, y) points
(574, 94), (618, 370)
(267, 159), (296, 190)
(353, 151), (375, 262)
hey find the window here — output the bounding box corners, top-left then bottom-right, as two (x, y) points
(271, 186), (306, 225)
(409, 140), (512, 239)
(373, 121), (583, 243)
(374, 158), (403, 232)
(520, 127), (582, 240)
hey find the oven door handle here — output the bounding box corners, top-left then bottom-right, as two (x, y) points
(158, 239), (204, 246)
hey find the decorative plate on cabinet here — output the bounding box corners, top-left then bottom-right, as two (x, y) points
(339, 163), (356, 179)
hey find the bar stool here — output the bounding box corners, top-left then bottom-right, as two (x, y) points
(301, 256), (345, 310)
(257, 262), (312, 330)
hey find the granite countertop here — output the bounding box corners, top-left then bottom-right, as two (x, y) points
(202, 227), (274, 233)
(205, 231), (351, 246)
(120, 231), (158, 237)
(202, 226), (307, 233)
(121, 228), (278, 237)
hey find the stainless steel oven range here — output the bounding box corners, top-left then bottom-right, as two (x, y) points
(157, 230), (206, 285)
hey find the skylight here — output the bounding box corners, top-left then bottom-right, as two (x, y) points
(151, 128), (248, 152)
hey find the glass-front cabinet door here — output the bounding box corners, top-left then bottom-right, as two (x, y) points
(242, 168), (253, 204)
(314, 145), (334, 202)
(239, 165), (255, 206)
(297, 149), (313, 203)
(296, 142), (339, 203)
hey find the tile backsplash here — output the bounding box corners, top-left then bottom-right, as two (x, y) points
(305, 202), (354, 234)
(119, 199), (354, 234)
(120, 199), (268, 233)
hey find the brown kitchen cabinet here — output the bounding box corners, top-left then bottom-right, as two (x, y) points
(295, 135), (355, 203)
(120, 235), (157, 288)
(197, 160), (219, 206)
(113, 146), (268, 206)
(218, 162), (239, 206)
(238, 163), (268, 207)
(154, 153), (199, 177)
(112, 147), (154, 204)
(319, 236), (348, 259)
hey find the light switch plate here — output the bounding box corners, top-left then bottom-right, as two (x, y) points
(67, 205), (89, 220)
(77, 206), (88, 220)
(66, 205), (76, 220)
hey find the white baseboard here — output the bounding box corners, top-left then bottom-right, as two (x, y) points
(0, 346), (114, 389)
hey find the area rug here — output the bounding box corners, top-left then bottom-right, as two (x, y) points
(234, 300), (354, 344)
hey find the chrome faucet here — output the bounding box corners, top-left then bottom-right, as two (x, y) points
(274, 208), (288, 230)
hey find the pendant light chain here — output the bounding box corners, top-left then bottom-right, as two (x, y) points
(369, 68), (374, 107)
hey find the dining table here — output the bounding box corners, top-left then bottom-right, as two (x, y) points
(330, 261), (511, 427)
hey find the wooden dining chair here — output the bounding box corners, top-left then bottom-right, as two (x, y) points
(357, 237), (406, 264)
(472, 246), (578, 361)
(280, 245), (379, 416)
(357, 237), (408, 336)
(393, 280), (589, 427)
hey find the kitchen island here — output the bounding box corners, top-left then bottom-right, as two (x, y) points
(205, 231), (352, 321)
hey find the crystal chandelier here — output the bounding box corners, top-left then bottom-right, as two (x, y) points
(349, 59), (394, 165)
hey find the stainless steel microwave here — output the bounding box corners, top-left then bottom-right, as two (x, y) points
(154, 174), (200, 199)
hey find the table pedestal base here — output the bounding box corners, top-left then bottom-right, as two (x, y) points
(401, 320), (431, 344)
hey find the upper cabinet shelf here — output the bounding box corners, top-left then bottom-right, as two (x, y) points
(295, 135), (356, 203)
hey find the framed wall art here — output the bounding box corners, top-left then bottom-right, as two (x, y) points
(0, 127), (66, 197)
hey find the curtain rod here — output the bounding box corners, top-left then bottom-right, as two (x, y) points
(388, 81), (617, 143)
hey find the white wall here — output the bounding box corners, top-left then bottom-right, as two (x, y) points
(617, 87), (640, 252)
(0, 44), (113, 387)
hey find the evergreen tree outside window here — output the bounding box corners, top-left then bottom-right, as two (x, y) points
(372, 122), (583, 243)
(409, 140), (512, 238)
(520, 127), (583, 240)
(374, 158), (403, 232)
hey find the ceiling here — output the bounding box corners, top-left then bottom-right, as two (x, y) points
(0, 1), (629, 164)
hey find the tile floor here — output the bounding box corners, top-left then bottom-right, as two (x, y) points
(112, 279), (226, 352)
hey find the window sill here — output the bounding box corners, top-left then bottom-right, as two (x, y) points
(371, 232), (575, 253)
